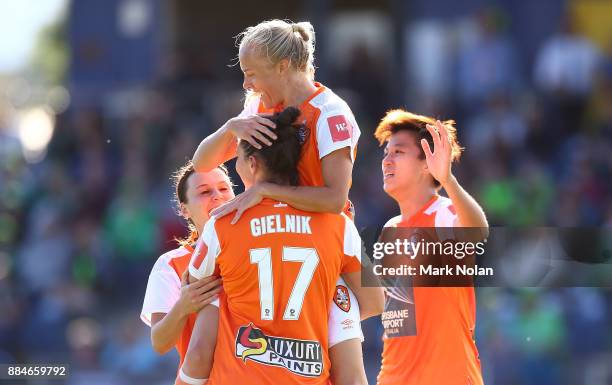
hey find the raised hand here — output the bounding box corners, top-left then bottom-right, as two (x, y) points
(421, 120), (453, 186)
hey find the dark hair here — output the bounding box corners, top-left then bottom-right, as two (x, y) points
(374, 109), (462, 187)
(172, 161), (230, 246)
(239, 107), (304, 186)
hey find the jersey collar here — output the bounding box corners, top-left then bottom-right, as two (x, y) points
(271, 82), (326, 112)
(399, 194), (439, 227)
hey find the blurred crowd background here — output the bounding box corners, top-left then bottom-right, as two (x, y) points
(1, 0), (612, 384)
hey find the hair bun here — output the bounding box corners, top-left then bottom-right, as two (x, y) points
(293, 22), (313, 42)
(277, 106), (301, 126)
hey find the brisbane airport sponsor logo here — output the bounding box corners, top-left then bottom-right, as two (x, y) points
(333, 285), (351, 313)
(235, 323), (323, 377)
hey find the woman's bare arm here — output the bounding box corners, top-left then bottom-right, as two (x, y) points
(193, 115), (277, 172)
(211, 148), (353, 223)
(342, 270), (385, 320)
(150, 274), (221, 354)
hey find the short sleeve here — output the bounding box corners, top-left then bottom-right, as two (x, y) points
(141, 264), (181, 327)
(316, 105), (361, 162)
(341, 215), (362, 273)
(435, 203), (458, 241)
(328, 277), (363, 347)
(383, 215), (402, 228)
(189, 218), (221, 280)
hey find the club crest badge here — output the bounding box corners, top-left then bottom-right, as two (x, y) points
(334, 285), (351, 312)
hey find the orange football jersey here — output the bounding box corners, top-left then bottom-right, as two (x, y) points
(189, 199), (362, 385)
(240, 83), (360, 217)
(377, 195), (484, 385)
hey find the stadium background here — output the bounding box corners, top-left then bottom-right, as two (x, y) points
(1, 0), (612, 384)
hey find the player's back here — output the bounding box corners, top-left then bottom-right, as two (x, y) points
(191, 198), (361, 384)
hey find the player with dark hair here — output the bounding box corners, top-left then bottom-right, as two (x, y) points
(176, 107), (376, 385)
(141, 164), (233, 373)
(374, 109), (488, 385)
(190, 19), (384, 385)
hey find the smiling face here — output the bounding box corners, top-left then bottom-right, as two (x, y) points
(181, 168), (234, 230)
(382, 131), (432, 199)
(239, 46), (287, 108)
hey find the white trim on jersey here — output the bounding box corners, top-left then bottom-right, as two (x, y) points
(327, 215), (365, 347)
(431, 196), (457, 240)
(310, 89), (361, 162)
(237, 88), (361, 163)
(140, 246), (190, 326)
(189, 217), (221, 280)
(382, 196), (458, 236)
(342, 213), (362, 262)
(189, 212), (364, 344)
(179, 367), (207, 385)
(328, 276), (364, 347)
(383, 215), (403, 228)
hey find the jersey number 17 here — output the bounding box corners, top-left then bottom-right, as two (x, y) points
(250, 247), (319, 321)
